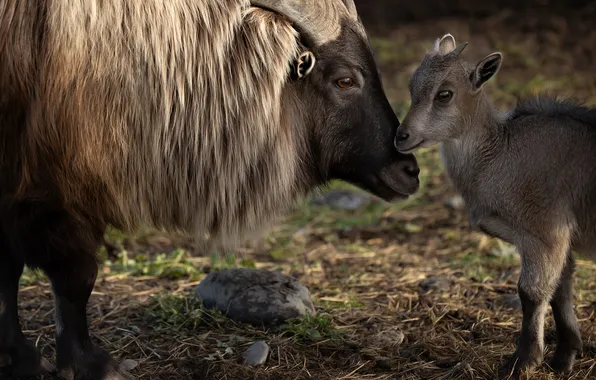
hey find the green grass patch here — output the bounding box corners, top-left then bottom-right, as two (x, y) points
(19, 267), (47, 286)
(104, 249), (202, 280)
(451, 248), (519, 283)
(282, 313), (345, 342)
(209, 252), (256, 270)
(142, 294), (228, 332)
(318, 297), (365, 310)
(575, 261), (596, 303)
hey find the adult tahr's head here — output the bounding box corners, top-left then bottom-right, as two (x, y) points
(252, 0), (420, 200)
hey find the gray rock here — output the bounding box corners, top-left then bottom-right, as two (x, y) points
(502, 293), (522, 310)
(311, 189), (370, 210)
(195, 268), (316, 325)
(119, 359), (138, 372)
(243, 341), (269, 367)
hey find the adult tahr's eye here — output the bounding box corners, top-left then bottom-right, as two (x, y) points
(336, 78), (354, 89)
(435, 90), (453, 103)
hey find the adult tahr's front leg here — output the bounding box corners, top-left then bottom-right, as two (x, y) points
(42, 248), (132, 380)
(548, 253), (582, 373)
(0, 239), (55, 377)
(15, 206), (132, 380)
(499, 230), (570, 379)
(43, 253), (121, 379)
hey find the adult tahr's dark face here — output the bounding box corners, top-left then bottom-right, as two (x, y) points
(301, 23), (420, 201)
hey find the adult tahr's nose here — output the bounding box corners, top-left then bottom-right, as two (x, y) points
(396, 157), (420, 194)
(403, 162), (420, 178)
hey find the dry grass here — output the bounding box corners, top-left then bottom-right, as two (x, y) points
(14, 5), (596, 380)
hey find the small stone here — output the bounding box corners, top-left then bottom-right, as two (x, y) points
(368, 329), (405, 348)
(420, 276), (451, 291)
(502, 293), (522, 310)
(119, 359), (138, 372)
(311, 189), (370, 210)
(243, 341), (269, 367)
(195, 268), (316, 325)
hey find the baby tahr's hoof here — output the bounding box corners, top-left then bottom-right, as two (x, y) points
(547, 349), (578, 374)
(498, 351), (541, 379)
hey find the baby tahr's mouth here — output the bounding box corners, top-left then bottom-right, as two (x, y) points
(396, 139), (425, 154)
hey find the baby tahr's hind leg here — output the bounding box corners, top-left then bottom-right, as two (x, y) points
(499, 228), (570, 379)
(548, 252), (582, 373)
(0, 238), (55, 377)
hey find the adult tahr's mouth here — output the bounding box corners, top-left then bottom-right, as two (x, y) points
(374, 174), (414, 201)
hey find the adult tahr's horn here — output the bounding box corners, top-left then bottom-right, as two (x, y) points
(343, 0), (358, 19)
(250, 0), (350, 46)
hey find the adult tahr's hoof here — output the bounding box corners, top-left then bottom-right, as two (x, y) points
(57, 345), (134, 380)
(0, 338), (56, 377)
(498, 351), (542, 379)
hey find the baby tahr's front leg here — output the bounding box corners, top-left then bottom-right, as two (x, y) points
(498, 228), (571, 379)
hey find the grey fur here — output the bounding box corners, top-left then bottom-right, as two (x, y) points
(395, 34), (596, 378)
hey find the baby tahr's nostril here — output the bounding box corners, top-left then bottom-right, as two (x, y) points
(396, 131), (409, 142)
(404, 164), (420, 178)
(394, 132), (410, 149)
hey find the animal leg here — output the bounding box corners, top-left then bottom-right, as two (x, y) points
(499, 229), (570, 379)
(42, 247), (132, 380)
(548, 252), (582, 373)
(0, 239), (55, 377)
(6, 201), (130, 380)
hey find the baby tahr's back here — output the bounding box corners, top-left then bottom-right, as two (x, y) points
(502, 97), (596, 255)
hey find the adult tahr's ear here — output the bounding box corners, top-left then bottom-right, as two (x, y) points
(290, 51), (316, 80)
(471, 52), (502, 90)
(433, 33), (456, 54)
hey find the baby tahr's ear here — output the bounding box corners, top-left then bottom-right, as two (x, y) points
(290, 51), (316, 80)
(433, 33), (456, 54)
(471, 52), (503, 91)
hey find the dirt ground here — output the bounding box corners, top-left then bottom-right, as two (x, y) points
(12, 5), (596, 380)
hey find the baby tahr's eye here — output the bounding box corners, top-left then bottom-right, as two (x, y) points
(435, 90), (453, 103)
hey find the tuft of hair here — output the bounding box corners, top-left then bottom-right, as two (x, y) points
(510, 95), (596, 127)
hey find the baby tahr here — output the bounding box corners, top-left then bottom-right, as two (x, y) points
(396, 33), (596, 378)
